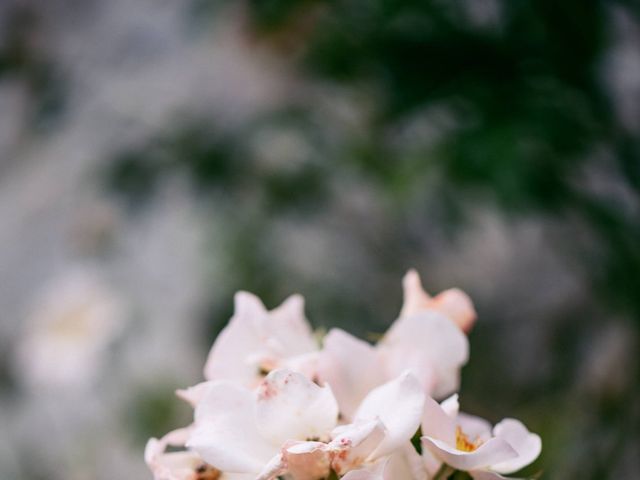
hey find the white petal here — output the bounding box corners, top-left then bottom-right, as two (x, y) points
(341, 446), (425, 480)
(354, 372), (425, 459)
(256, 369), (338, 445)
(146, 448), (204, 480)
(145, 428), (218, 480)
(421, 395), (456, 446)
(400, 269), (432, 318)
(457, 414), (493, 443)
(440, 394), (460, 418)
(268, 294), (318, 356)
(490, 419), (542, 474)
(175, 382), (210, 407)
(379, 311), (469, 398)
(339, 458), (388, 480)
(256, 453), (287, 480)
(390, 443), (429, 480)
(203, 292), (267, 384)
(282, 351), (320, 380)
(422, 448), (443, 477)
(422, 436), (517, 472)
(317, 329), (385, 420)
(330, 420), (386, 475)
(188, 382), (275, 473)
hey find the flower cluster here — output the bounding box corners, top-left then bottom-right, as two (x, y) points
(145, 270), (541, 480)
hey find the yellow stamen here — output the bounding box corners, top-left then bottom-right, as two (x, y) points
(456, 426), (482, 452)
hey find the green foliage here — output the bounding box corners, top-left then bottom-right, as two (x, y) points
(125, 384), (192, 444)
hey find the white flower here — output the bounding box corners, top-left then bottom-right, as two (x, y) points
(13, 269), (125, 390)
(203, 292), (319, 388)
(317, 277), (469, 419)
(420, 394), (541, 479)
(187, 369), (425, 480)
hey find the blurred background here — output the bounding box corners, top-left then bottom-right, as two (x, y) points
(1, 1), (639, 479)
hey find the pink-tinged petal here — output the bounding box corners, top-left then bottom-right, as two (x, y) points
(188, 382), (276, 473)
(440, 394), (460, 418)
(390, 443), (429, 480)
(470, 470), (513, 480)
(203, 293), (318, 386)
(457, 414), (493, 443)
(330, 420), (386, 475)
(268, 294), (318, 357)
(429, 289), (477, 333)
(490, 419), (542, 474)
(339, 458), (388, 480)
(340, 446), (426, 480)
(283, 351), (320, 381)
(256, 453), (287, 480)
(379, 310), (469, 398)
(354, 372), (425, 459)
(256, 369), (338, 445)
(175, 382), (210, 407)
(422, 448), (443, 477)
(317, 329), (385, 420)
(400, 269), (433, 318)
(145, 427), (192, 464)
(379, 347), (437, 396)
(203, 292), (267, 384)
(421, 436), (517, 472)
(421, 395), (456, 445)
(284, 442), (331, 480)
(145, 428), (232, 480)
(400, 270), (477, 333)
(161, 427), (191, 446)
(145, 447), (203, 480)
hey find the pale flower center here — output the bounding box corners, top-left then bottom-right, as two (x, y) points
(455, 426), (482, 452)
(47, 303), (94, 339)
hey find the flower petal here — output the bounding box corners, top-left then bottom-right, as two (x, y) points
(145, 428), (229, 480)
(268, 294), (318, 357)
(256, 453), (287, 480)
(440, 394), (460, 418)
(400, 269), (433, 318)
(283, 351), (320, 381)
(421, 436), (517, 472)
(188, 382), (275, 473)
(490, 419), (541, 474)
(390, 443), (429, 480)
(284, 441), (331, 480)
(400, 270), (476, 333)
(429, 288), (477, 332)
(457, 413), (493, 443)
(421, 395), (456, 446)
(340, 446), (426, 480)
(379, 310), (469, 398)
(317, 328), (385, 420)
(175, 381), (210, 407)
(339, 458), (388, 480)
(330, 419), (386, 475)
(256, 369), (339, 445)
(354, 372), (425, 459)
(203, 292), (267, 385)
